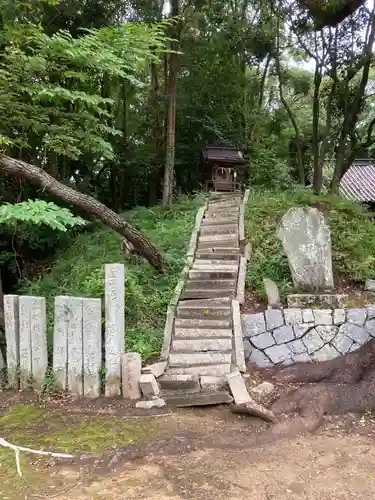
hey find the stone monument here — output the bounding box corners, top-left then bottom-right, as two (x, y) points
(277, 207), (334, 292)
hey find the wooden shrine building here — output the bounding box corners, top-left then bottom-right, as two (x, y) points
(201, 143), (246, 192)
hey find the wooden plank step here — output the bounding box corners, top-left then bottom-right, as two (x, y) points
(163, 391), (232, 407)
(171, 338), (232, 352)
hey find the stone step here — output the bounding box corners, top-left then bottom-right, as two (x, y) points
(158, 374), (200, 392)
(209, 199), (241, 206)
(205, 210), (239, 218)
(188, 269), (237, 280)
(200, 375), (229, 391)
(197, 243), (240, 251)
(196, 246), (240, 254)
(191, 266), (239, 275)
(200, 225), (237, 235)
(174, 317), (231, 329)
(211, 192), (241, 198)
(195, 252), (239, 260)
(171, 338), (232, 352)
(176, 305), (231, 319)
(169, 352), (232, 367)
(163, 391), (233, 407)
(192, 259), (238, 268)
(181, 288), (235, 299)
(174, 327), (233, 339)
(198, 237), (239, 249)
(207, 206), (239, 212)
(179, 297), (231, 307)
(199, 233), (238, 242)
(167, 364), (231, 377)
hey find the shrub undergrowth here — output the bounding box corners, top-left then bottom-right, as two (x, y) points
(21, 193), (206, 360)
(246, 187), (375, 299)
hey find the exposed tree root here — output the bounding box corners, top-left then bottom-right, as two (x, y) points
(251, 339), (375, 443)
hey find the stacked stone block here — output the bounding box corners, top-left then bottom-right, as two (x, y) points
(242, 306), (375, 367)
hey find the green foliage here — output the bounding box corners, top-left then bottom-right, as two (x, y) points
(0, 200), (87, 231)
(249, 148), (295, 190)
(245, 187), (375, 299)
(22, 193), (206, 360)
(0, 22), (168, 160)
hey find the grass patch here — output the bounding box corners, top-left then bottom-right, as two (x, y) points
(246, 187), (375, 299)
(0, 403), (161, 498)
(21, 193), (206, 360)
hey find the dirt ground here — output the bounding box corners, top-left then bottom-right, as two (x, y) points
(1, 392), (375, 500)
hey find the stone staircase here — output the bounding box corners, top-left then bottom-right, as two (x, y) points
(160, 192), (244, 405)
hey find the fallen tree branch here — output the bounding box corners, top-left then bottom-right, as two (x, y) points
(0, 155), (165, 271)
(0, 437), (73, 477)
(231, 401), (278, 423)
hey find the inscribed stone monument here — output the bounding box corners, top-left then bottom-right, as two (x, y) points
(83, 298), (102, 397)
(4, 295), (20, 389)
(277, 207), (334, 291)
(53, 296), (69, 390)
(105, 263), (125, 397)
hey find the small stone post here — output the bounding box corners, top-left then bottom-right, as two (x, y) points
(122, 352), (141, 400)
(18, 296), (47, 390)
(105, 264), (125, 397)
(66, 297), (84, 396)
(53, 296), (69, 391)
(30, 296), (48, 390)
(4, 295), (20, 389)
(83, 298), (102, 397)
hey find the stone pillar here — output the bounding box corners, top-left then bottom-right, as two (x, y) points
(30, 297), (48, 391)
(122, 352), (141, 400)
(105, 264), (125, 397)
(19, 296), (32, 389)
(82, 298), (101, 397)
(4, 295), (20, 389)
(67, 297), (84, 396)
(53, 296), (69, 391)
(18, 296), (47, 390)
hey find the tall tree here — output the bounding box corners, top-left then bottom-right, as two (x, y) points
(162, 0), (180, 205)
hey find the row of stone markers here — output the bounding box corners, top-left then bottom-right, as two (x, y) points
(3, 263), (126, 397)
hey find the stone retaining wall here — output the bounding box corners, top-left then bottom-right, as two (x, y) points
(241, 306), (375, 367)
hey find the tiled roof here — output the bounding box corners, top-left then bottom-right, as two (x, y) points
(340, 162), (375, 202)
(202, 145), (245, 163)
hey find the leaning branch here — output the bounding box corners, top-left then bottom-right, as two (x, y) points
(0, 155), (164, 271)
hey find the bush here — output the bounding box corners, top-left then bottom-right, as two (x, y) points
(21, 193), (206, 360)
(245, 187), (375, 299)
(249, 148), (295, 190)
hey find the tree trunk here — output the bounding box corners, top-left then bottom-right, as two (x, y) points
(162, 0), (180, 206)
(0, 155), (165, 271)
(330, 6), (375, 191)
(274, 23), (305, 184)
(312, 60), (323, 193)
